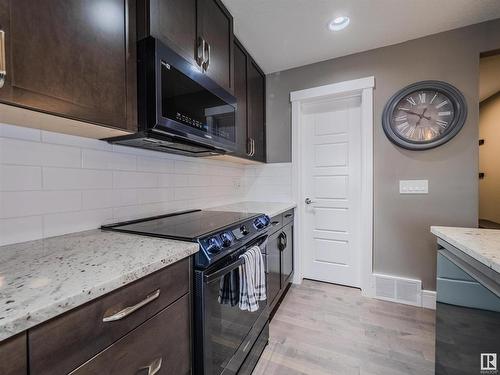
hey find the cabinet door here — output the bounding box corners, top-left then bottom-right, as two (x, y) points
(281, 222), (293, 286)
(267, 231), (281, 307)
(197, 0), (234, 93)
(233, 39), (249, 157)
(247, 59), (266, 162)
(0, 333), (27, 375)
(144, 0), (197, 65)
(0, 0), (136, 131)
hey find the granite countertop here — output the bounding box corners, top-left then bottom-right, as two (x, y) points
(0, 230), (198, 341)
(208, 201), (296, 218)
(431, 226), (500, 273)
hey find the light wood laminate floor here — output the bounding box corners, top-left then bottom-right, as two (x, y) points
(253, 279), (435, 375)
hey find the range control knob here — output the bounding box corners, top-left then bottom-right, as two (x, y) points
(220, 232), (232, 247)
(254, 215), (271, 230)
(206, 237), (221, 254)
(240, 225), (249, 236)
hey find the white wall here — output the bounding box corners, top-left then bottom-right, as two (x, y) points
(0, 123), (292, 246)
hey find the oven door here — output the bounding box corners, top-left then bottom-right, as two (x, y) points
(195, 235), (268, 375)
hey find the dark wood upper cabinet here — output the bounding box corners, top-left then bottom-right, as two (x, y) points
(139, 0), (197, 65)
(233, 39), (249, 157)
(197, 0), (234, 93)
(247, 58), (266, 162)
(0, 0), (137, 132)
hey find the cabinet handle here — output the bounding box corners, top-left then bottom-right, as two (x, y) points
(197, 37), (206, 68)
(141, 357), (162, 375)
(278, 232), (287, 251)
(284, 213), (292, 218)
(246, 138), (252, 156)
(271, 220), (279, 226)
(251, 138), (255, 156)
(102, 289), (160, 322)
(0, 30), (5, 88)
(204, 41), (211, 71)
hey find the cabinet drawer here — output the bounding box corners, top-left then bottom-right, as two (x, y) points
(0, 333), (27, 375)
(437, 252), (474, 281)
(437, 278), (500, 312)
(282, 210), (294, 225)
(29, 258), (190, 375)
(269, 214), (283, 235)
(70, 294), (191, 375)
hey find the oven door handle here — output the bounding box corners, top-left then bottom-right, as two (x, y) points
(204, 257), (245, 283)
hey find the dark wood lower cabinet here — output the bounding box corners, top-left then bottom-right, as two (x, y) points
(70, 294), (190, 374)
(29, 258), (190, 375)
(0, 333), (27, 375)
(267, 211), (294, 313)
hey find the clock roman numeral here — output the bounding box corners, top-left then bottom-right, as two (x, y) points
(438, 111), (451, 116)
(430, 92), (438, 104)
(395, 115), (408, 121)
(436, 100), (448, 109)
(406, 97), (417, 106)
(418, 92), (426, 104)
(436, 119), (448, 128)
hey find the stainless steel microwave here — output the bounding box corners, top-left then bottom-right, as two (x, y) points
(105, 38), (237, 157)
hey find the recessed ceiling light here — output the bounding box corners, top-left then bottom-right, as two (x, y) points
(328, 16), (350, 31)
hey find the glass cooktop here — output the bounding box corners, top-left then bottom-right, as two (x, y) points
(102, 210), (259, 241)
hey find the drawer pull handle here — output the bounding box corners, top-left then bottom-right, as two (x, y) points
(142, 357), (162, 375)
(271, 221), (279, 226)
(284, 214), (292, 218)
(102, 289), (160, 322)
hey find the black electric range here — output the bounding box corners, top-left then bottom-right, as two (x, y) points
(102, 209), (270, 269)
(102, 209), (272, 375)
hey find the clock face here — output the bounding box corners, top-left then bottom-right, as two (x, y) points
(382, 81), (467, 150)
(391, 90), (454, 143)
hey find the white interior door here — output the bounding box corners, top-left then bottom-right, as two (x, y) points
(301, 96), (362, 287)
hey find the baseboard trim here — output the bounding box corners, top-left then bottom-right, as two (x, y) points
(421, 290), (437, 310)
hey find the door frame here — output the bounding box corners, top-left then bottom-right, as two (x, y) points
(290, 76), (375, 297)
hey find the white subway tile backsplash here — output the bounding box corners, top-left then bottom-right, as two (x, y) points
(137, 156), (174, 173)
(113, 171), (159, 189)
(0, 165), (42, 191)
(1, 138), (82, 168)
(43, 209), (114, 238)
(0, 216), (43, 246)
(0, 123), (41, 141)
(41, 131), (112, 151)
(0, 191), (81, 218)
(82, 149), (137, 171)
(0, 124), (293, 246)
(43, 168), (113, 190)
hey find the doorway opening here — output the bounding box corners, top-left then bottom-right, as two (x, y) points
(479, 50), (500, 229)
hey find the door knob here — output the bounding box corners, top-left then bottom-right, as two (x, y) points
(305, 198), (314, 205)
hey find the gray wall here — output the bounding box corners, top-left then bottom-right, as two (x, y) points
(266, 19), (500, 290)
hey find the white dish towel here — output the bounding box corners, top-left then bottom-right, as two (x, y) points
(238, 245), (267, 312)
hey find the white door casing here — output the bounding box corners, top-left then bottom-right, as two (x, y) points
(290, 77), (374, 296)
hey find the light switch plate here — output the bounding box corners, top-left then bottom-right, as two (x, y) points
(399, 180), (428, 194)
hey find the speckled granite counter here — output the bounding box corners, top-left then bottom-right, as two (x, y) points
(0, 230), (198, 341)
(208, 201), (296, 218)
(431, 226), (500, 273)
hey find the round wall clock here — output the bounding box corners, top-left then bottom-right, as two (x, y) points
(382, 80), (467, 150)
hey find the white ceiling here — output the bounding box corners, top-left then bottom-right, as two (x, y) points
(222, 0), (500, 73)
(480, 54), (500, 102)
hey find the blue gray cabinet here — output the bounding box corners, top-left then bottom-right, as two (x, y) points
(435, 240), (500, 375)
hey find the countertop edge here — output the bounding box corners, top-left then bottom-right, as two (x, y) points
(0, 242), (198, 342)
(431, 226), (500, 274)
